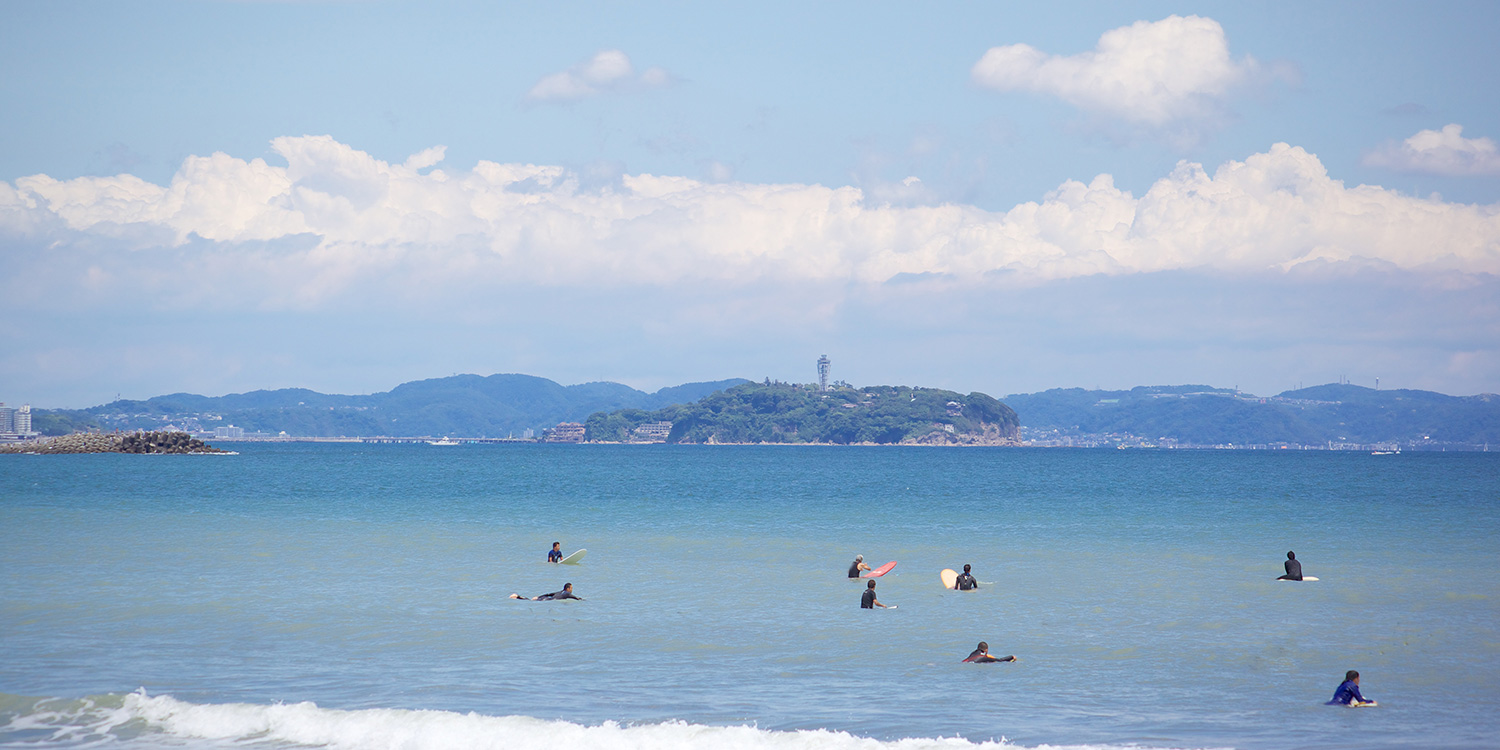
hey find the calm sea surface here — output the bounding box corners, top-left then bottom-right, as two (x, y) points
(2, 444), (1497, 750)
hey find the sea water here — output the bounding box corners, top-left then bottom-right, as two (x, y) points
(1, 445), (1496, 750)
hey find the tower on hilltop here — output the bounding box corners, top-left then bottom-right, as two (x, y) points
(817, 354), (830, 391)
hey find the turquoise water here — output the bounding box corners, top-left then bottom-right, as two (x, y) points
(2, 445), (1497, 749)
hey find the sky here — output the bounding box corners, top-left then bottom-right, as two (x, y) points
(2, 1), (1498, 408)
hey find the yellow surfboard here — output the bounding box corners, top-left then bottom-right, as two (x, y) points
(940, 568), (958, 589)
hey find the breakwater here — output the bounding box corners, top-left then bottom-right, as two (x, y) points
(0, 431), (225, 454)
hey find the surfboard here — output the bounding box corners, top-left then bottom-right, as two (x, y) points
(559, 549), (587, 565)
(861, 561), (897, 578)
(1276, 576), (1319, 581)
(940, 568), (958, 589)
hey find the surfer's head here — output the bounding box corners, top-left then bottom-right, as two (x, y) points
(1287, 551), (1296, 560)
(1345, 670), (1359, 683)
(855, 555), (863, 562)
(977, 641), (988, 652)
(563, 583), (573, 591)
(963, 564), (971, 573)
(867, 580), (876, 589)
(553, 542), (561, 549)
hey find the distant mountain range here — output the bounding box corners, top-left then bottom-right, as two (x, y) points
(1004, 384), (1499, 448)
(35, 375), (750, 438)
(30, 377), (1500, 448)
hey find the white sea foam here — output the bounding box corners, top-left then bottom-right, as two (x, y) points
(1, 692), (1223, 750)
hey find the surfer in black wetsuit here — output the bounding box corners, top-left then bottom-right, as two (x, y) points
(954, 564), (978, 590)
(849, 555), (871, 579)
(860, 579), (889, 608)
(962, 641), (1016, 663)
(1277, 551), (1303, 581)
(548, 542), (563, 563)
(511, 583), (583, 601)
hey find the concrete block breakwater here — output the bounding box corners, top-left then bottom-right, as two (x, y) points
(0, 431), (226, 454)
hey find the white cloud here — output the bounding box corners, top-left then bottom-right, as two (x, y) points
(526, 50), (672, 102)
(1, 137), (1498, 309)
(1363, 124), (1500, 176)
(971, 15), (1257, 125)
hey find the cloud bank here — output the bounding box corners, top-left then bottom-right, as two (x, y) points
(1364, 124), (1500, 177)
(2, 136), (1498, 309)
(971, 15), (1257, 126)
(526, 50), (671, 102)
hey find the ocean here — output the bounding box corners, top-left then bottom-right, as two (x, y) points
(2, 444), (1496, 749)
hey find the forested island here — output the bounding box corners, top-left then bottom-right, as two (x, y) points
(584, 381), (1020, 445)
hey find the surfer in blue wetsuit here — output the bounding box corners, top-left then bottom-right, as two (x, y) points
(860, 579), (890, 608)
(1277, 551), (1303, 580)
(510, 583), (583, 601)
(962, 641), (1015, 663)
(954, 564), (978, 590)
(548, 542), (563, 563)
(849, 555), (871, 579)
(1327, 670), (1375, 706)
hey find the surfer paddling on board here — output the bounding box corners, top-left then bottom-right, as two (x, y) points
(860, 579), (893, 609)
(953, 564), (979, 590)
(962, 642), (1016, 663)
(1277, 551), (1303, 580)
(849, 555), (871, 579)
(1327, 670), (1376, 706)
(548, 542), (563, 563)
(510, 583), (583, 601)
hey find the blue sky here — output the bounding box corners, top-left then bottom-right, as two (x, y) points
(3, 1), (1498, 407)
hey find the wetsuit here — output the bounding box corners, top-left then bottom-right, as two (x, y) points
(548, 548), (563, 563)
(1327, 680), (1367, 705)
(963, 649), (1015, 663)
(849, 561), (865, 579)
(860, 588), (876, 608)
(1278, 558), (1303, 581)
(535, 589), (581, 601)
(955, 573), (978, 590)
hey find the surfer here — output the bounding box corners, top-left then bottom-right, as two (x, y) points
(548, 542), (563, 563)
(1326, 670), (1375, 706)
(962, 641), (1016, 663)
(860, 579), (890, 609)
(953, 563), (979, 590)
(510, 583), (583, 601)
(1276, 551), (1303, 580)
(848, 555), (871, 579)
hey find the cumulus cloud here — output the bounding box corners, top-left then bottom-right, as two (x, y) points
(526, 50), (672, 102)
(1, 136), (1498, 308)
(971, 15), (1258, 125)
(1363, 124), (1500, 176)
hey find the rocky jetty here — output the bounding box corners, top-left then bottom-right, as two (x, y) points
(0, 431), (226, 455)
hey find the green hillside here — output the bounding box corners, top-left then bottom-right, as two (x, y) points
(585, 382), (1019, 445)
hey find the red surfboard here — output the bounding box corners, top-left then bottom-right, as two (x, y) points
(861, 561), (897, 578)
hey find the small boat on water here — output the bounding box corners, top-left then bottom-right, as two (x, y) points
(427, 437), (461, 446)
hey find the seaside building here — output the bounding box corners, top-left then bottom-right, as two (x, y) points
(633, 421), (674, 442)
(214, 425), (245, 439)
(817, 354), (830, 391)
(0, 403), (12, 435)
(546, 422), (585, 443)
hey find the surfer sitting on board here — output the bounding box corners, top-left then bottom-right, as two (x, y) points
(548, 542), (563, 563)
(860, 580), (891, 609)
(962, 641), (1016, 663)
(1326, 670), (1376, 706)
(1276, 551), (1303, 581)
(954, 564), (978, 590)
(849, 555), (872, 579)
(511, 583), (583, 601)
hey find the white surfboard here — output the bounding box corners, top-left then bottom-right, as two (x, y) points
(1276, 576), (1318, 581)
(559, 549), (587, 565)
